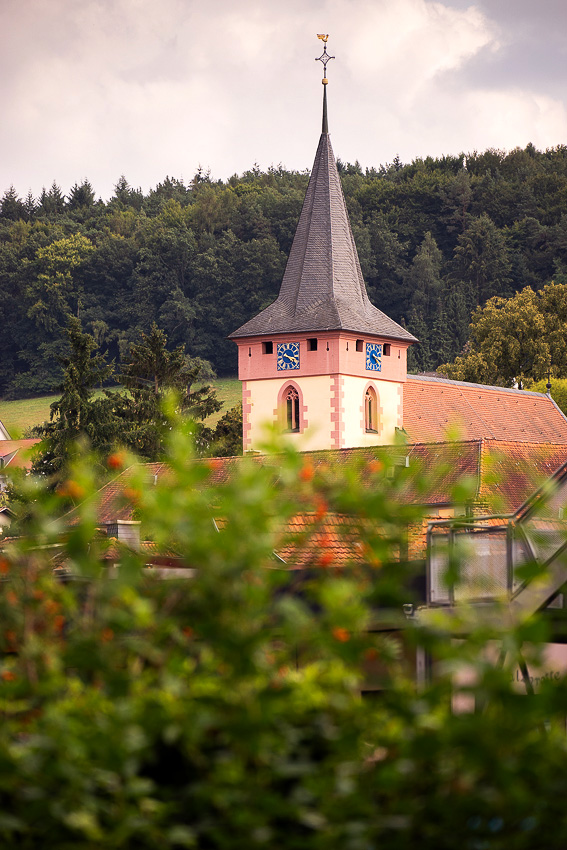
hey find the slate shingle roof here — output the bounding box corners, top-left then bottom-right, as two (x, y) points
(229, 124), (416, 343)
(404, 376), (567, 444)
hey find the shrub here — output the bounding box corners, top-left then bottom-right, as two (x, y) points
(1, 423), (567, 848)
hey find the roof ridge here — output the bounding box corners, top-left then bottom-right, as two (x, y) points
(406, 374), (550, 397)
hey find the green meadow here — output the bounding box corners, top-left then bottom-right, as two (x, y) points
(0, 378), (241, 438)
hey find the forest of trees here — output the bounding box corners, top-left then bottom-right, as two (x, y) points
(3, 142), (567, 397)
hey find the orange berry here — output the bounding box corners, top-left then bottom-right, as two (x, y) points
(66, 480), (85, 500)
(1, 670), (16, 682)
(53, 615), (65, 634)
(314, 499), (328, 520)
(299, 463), (314, 482)
(5, 590), (18, 607)
(0, 558), (10, 575)
(318, 552), (334, 568)
(101, 628), (114, 643)
(367, 459), (383, 474)
(332, 627), (350, 643)
(107, 451), (126, 470)
(183, 626), (194, 639)
(123, 487), (141, 503)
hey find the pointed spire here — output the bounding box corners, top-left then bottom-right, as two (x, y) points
(322, 85), (328, 134)
(230, 39), (416, 344)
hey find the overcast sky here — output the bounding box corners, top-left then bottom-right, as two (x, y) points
(2, 0), (567, 201)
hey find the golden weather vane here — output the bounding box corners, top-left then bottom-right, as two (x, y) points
(315, 34), (334, 85)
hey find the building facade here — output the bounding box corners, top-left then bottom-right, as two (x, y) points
(229, 86), (416, 452)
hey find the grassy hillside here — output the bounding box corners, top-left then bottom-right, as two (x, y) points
(0, 378), (241, 438)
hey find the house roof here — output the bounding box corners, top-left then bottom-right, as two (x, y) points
(82, 462), (170, 524)
(477, 440), (567, 514)
(76, 439), (567, 526)
(229, 92), (416, 344)
(404, 376), (567, 444)
(0, 439), (40, 471)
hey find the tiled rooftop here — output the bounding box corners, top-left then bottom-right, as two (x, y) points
(404, 376), (567, 444)
(63, 439), (567, 568)
(0, 438), (40, 470)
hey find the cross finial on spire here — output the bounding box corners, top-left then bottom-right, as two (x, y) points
(316, 35), (334, 85)
(316, 35), (334, 134)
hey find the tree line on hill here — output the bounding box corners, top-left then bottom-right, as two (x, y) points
(3, 143), (567, 397)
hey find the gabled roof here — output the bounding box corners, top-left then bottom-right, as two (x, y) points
(75, 438), (567, 530)
(76, 462), (170, 525)
(229, 93), (416, 343)
(0, 439), (40, 471)
(477, 440), (567, 513)
(404, 375), (567, 444)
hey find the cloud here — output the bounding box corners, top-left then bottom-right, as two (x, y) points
(1, 0), (566, 199)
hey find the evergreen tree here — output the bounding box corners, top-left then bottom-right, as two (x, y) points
(0, 186), (25, 221)
(118, 324), (221, 460)
(31, 318), (119, 480)
(453, 214), (512, 306)
(440, 168), (472, 235)
(406, 308), (431, 372)
(38, 182), (66, 215)
(23, 191), (37, 221)
(67, 180), (96, 210)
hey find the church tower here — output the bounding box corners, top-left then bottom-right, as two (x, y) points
(229, 37), (416, 453)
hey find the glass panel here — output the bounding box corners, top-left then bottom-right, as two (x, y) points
(453, 531), (508, 601)
(511, 533), (533, 591)
(285, 387), (300, 432)
(523, 520), (567, 565)
(429, 532), (451, 604)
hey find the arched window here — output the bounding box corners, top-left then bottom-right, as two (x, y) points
(365, 386), (378, 433)
(285, 386), (300, 432)
(276, 381), (306, 434)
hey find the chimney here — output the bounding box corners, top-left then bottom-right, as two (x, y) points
(106, 520), (141, 550)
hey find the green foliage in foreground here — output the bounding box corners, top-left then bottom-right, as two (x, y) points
(1, 425), (567, 847)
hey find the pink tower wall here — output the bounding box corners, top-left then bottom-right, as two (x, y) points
(236, 332), (409, 453)
(236, 331), (409, 383)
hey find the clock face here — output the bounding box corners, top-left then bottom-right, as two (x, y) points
(366, 342), (382, 372)
(277, 342), (300, 371)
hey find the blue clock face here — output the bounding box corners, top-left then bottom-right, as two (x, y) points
(277, 342), (300, 371)
(366, 342), (382, 372)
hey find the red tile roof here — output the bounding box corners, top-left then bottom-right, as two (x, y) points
(75, 439), (567, 532)
(478, 440), (567, 514)
(275, 513), (367, 569)
(76, 462), (170, 525)
(404, 376), (567, 444)
(0, 439), (40, 471)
